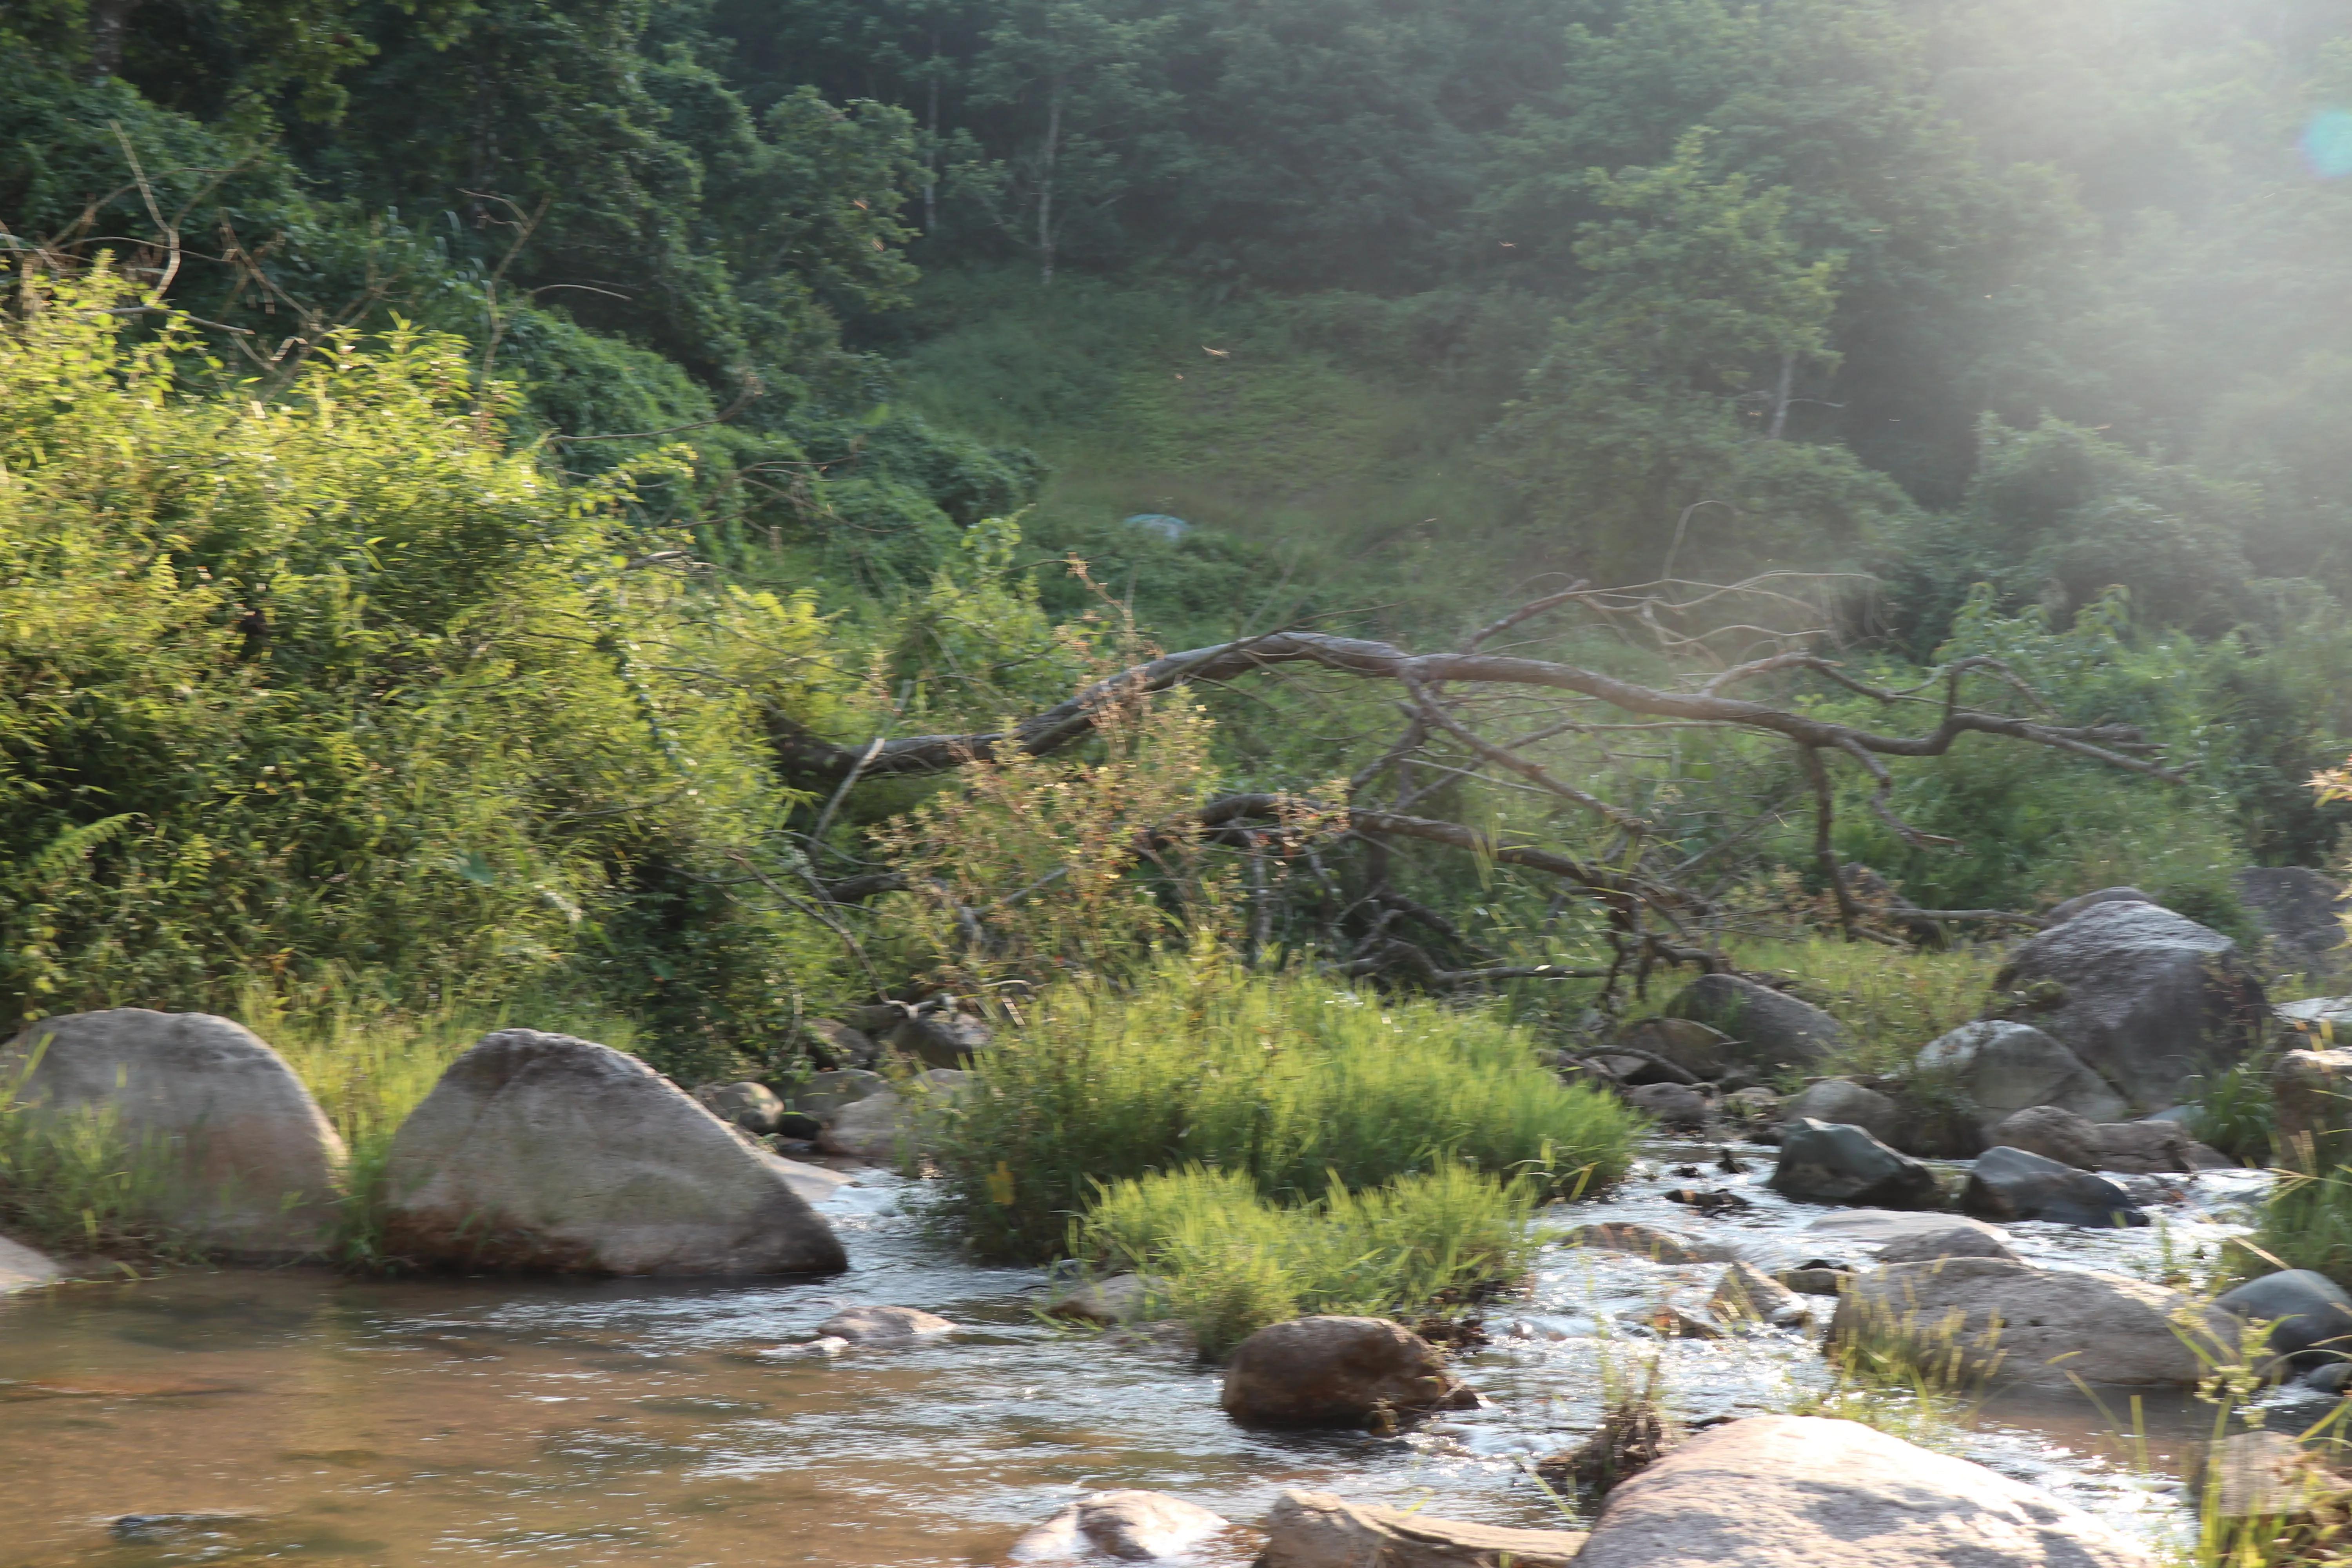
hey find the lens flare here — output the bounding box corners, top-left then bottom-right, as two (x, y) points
(2301, 109), (2352, 178)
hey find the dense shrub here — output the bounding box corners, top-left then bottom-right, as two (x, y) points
(928, 955), (1645, 1261)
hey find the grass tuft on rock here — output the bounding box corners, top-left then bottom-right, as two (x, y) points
(928, 955), (1644, 1263)
(1073, 1163), (1540, 1356)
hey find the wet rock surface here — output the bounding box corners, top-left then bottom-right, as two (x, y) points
(1768, 1118), (1941, 1209)
(1964, 1145), (2149, 1227)
(1571, 1414), (2156, 1566)
(1220, 1316), (1465, 1429)
(1009, 1490), (1241, 1563)
(0, 1234), (62, 1294)
(2213, 1269), (2352, 1366)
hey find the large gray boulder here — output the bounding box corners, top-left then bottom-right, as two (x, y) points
(1613, 1016), (1736, 1080)
(1992, 902), (2265, 1112)
(1258, 1491), (1583, 1568)
(1833, 1258), (2239, 1387)
(2214, 1270), (2352, 1367)
(1768, 1119), (1940, 1210)
(2093, 1118), (2206, 1174)
(2233, 867), (2350, 967)
(691, 1081), (783, 1135)
(1662, 975), (1846, 1073)
(815, 1068), (971, 1161)
(0, 1010), (345, 1258)
(1221, 1316), (1464, 1429)
(2047, 886), (2154, 924)
(1963, 1145), (2148, 1228)
(382, 1029), (846, 1276)
(1804, 1209), (2009, 1252)
(1913, 1020), (2127, 1136)
(1570, 1414), (2154, 1566)
(1779, 1079), (1898, 1142)
(1011, 1491), (1241, 1564)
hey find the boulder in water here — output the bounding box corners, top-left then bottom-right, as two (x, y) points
(1804, 1209), (2006, 1251)
(382, 1029), (846, 1276)
(0, 1234), (61, 1294)
(2214, 1270), (2352, 1368)
(815, 1305), (955, 1344)
(1563, 1223), (1735, 1265)
(1662, 975), (1846, 1073)
(1963, 1145), (2149, 1227)
(1992, 902), (2265, 1112)
(1, 1009), (345, 1258)
(1708, 1261), (1811, 1328)
(1046, 1274), (1171, 1326)
(1768, 1119), (1941, 1210)
(1873, 1225), (2021, 1265)
(1779, 1080), (1898, 1142)
(1011, 1490), (1241, 1563)
(1221, 1316), (1465, 1429)
(1913, 1020), (2126, 1136)
(1834, 1258), (2238, 1387)
(1985, 1105), (2102, 1170)
(1258, 1490), (1584, 1568)
(2092, 1118), (2203, 1174)
(1570, 1414), (2155, 1566)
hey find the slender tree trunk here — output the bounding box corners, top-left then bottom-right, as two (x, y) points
(922, 36), (940, 235)
(1038, 78), (1062, 285)
(1767, 351), (1795, 440)
(88, 0), (143, 77)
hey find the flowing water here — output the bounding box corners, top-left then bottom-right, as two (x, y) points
(0, 1145), (2277, 1567)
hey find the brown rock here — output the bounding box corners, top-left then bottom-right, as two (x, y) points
(1873, 1226), (2020, 1265)
(1625, 1082), (1708, 1129)
(1258, 1490), (1583, 1568)
(1571, 1414), (2154, 1566)
(1985, 1105), (2101, 1170)
(1708, 1261), (1811, 1327)
(815, 1305), (955, 1344)
(2093, 1119), (2199, 1174)
(1221, 1316), (1464, 1428)
(1009, 1490), (1241, 1563)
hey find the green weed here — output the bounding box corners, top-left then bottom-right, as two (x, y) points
(929, 953), (1644, 1262)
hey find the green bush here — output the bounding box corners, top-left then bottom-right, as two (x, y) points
(928, 954), (1644, 1261)
(1074, 1163), (1541, 1356)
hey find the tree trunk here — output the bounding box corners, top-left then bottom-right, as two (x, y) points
(1767, 351), (1795, 440)
(922, 37), (940, 235)
(1038, 78), (1062, 285)
(88, 0), (144, 78)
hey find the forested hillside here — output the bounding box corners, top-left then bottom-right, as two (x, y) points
(11, 0), (2352, 1073)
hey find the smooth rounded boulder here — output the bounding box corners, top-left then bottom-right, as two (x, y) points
(1964, 1145), (2148, 1227)
(1779, 1079), (1898, 1142)
(1768, 1119), (1941, 1209)
(382, 1029), (846, 1276)
(1221, 1316), (1463, 1428)
(1985, 1105), (2102, 1170)
(0, 1234), (62, 1294)
(2214, 1270), (2352, 1367)
(1, 1010), (345, 1258)
(1918, 1020), (2127, 1137)
(1991, 901), (2265, 1112)
(1833, 1258), (2239, 1387)
(1662, 974), (1846, 1073)
(1570, 1414), (2154, 1566)
(692, 1081), (783, 1134)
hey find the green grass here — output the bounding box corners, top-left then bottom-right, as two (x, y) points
(1690, 936), (2005, 1080)
(0, 1046), (181, 1259)
(928, 953), (1645, 1262)
(1074, 1162), (1541, 1356)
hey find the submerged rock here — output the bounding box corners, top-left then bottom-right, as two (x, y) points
(815, 1305), (956, 1344)
(1993, 901), (2265, 1112)
(1768, 1119), (1941, 1210)
(2214, 1270), (2352, 1367)
(1662, 975), (1846, 1073)
(1258, 1490), (1584, 1568)
(1221, 1316), (1465, 1429)
(1563, 1223), (1735, 1265)
(1963, 1145), (2148, 1228)
(1010, 1490), (1240, 1563)
(1803, 1209), (2007, 1250)
(1913, 1020), (2127, 1137)
(382, 1029), (846, 1276)
(0, 1009), (345, 1259)
(1833, 1258), (2239, 1387)
(1570, 1414), (2154, 1566)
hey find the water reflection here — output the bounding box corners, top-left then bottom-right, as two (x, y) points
(0, 1148), (2272, 1565)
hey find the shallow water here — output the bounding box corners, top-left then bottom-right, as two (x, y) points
(0, 1145), (2275, 1566)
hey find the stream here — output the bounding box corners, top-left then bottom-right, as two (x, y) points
(0, 1142), (2277, 1567)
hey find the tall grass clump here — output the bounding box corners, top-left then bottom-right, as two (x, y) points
(0, 1046), (180, 1258)
(929, 954), (1643, 1261)
(1073, 1163), (1541, 1356)
(2252, 1160), (2352, 1293)
(1713, 936), (2004, 1079)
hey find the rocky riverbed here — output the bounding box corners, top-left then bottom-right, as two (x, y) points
(0, 1142), (2276, 1566)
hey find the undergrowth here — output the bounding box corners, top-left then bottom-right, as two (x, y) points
(928, 953), (1645, 1262)
(1073, 1163), (1541, 1356)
